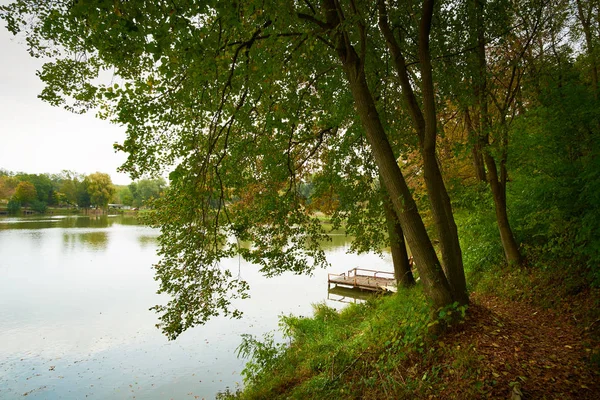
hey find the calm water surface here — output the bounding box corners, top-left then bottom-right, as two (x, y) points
(0, 215), (393, 399)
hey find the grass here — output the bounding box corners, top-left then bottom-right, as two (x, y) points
(217, 287), (474, 399)
(216, 253), (600, 399)
(216, 197), (600, 399)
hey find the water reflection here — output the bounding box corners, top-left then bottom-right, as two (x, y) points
(0, 214), (141, 230)
(327, 286), (388, 304)
(319, 232), (352, 250)
(0, 215), (393, 399)
(138, 235), (157, 249)
(63, 231), (109, 251)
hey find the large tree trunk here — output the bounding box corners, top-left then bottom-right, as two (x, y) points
(320, 0), (454, 309)
(380, 177), (416, 287)
(421, 150), (468, 303)
(377, 0), (468, 304)
(347, 67), (453, 309)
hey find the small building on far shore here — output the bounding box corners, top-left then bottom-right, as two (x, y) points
(108, 204), (132, 210)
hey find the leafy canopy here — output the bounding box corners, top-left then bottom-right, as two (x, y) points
(0, 0), (382, 338)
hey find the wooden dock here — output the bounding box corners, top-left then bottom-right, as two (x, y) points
(328, 268), (397, 293)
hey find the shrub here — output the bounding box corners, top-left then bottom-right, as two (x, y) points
(7, 199), (20, 214)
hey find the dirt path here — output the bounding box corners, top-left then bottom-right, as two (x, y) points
(440, 293), (599, 399)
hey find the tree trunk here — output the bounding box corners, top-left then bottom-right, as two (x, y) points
(323, 30), (452, 310)
(483, 153), (522, 264)
(464, 108), (487, 182)
(576, 0), (599, 96)
(346, 66), (453, 309)
(474, 0), (522, 265)
(380, 177), (416, 287)
(421, 149), (468, 303)
(377, 0), (468, 304)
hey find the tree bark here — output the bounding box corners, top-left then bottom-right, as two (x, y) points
(483, 152), (522, 264)
(320, 0), (454, 310)
(464, 108), (487, 182)
(378, 0), (468, 304)
(380, 176), (416, 288)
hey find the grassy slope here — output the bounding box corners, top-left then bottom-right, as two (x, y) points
(218, 190), (600, 399)
(218, 262), (600, 399)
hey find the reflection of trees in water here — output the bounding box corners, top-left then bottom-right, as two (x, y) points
(314, 223), (352, 251)
(47, 215), (140, 229)
(80, 232), (109, 249)
(55, 215), (140, 229)
(62, 231), (109, 250)
(319, 232), (352, 251)
(117, 216), (141, 226)
(0, 215), (117, 230)
(77, 216), (112, 228)
(71, 215), (140, 228)
(138, 235), (157, 249)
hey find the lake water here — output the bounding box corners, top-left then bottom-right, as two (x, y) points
(0, 215), (394, 399)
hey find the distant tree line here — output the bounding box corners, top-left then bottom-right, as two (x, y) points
(115, 177), (167, 208)
(0, 169), (166, 213)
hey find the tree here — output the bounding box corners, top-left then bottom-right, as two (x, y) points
(18, 173), (56, 206)
(115, 185), (134, 206)
(76, 179), (91, 209)
(311, 0), (457, 311)
(13, 181), (37, 205)
(1, 0), (469, 337)
(132, 177), (166, 207)
(55, 170), (84, 206)
(376, 0), (467, 302)
(574, 0), (600, 95)
(462, 0), (556, 265)
(128, 182), (140, 207)
(30, 199), (47, 213)
(0, 175), (18, 200)
(84, 172), (115, 209)
(7, 199), (21, 214)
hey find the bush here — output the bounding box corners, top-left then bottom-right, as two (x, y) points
(7, 199), (21, 214)
(30, 200), (47, 213)
(507, 79), (600, 286)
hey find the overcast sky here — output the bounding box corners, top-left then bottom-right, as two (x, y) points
(0, 2), (132, 185)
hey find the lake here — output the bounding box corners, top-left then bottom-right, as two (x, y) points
(0, 215), (394, 399)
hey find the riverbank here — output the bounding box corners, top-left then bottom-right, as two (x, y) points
(0, 207), (140, 217)
(218, 263), (600, 399)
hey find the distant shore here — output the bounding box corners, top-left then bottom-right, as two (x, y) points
(0, 206), (139, 217)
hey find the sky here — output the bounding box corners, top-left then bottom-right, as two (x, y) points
(0, 2), (131, 185)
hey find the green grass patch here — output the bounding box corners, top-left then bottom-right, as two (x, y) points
(218, 287), (474, 399)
